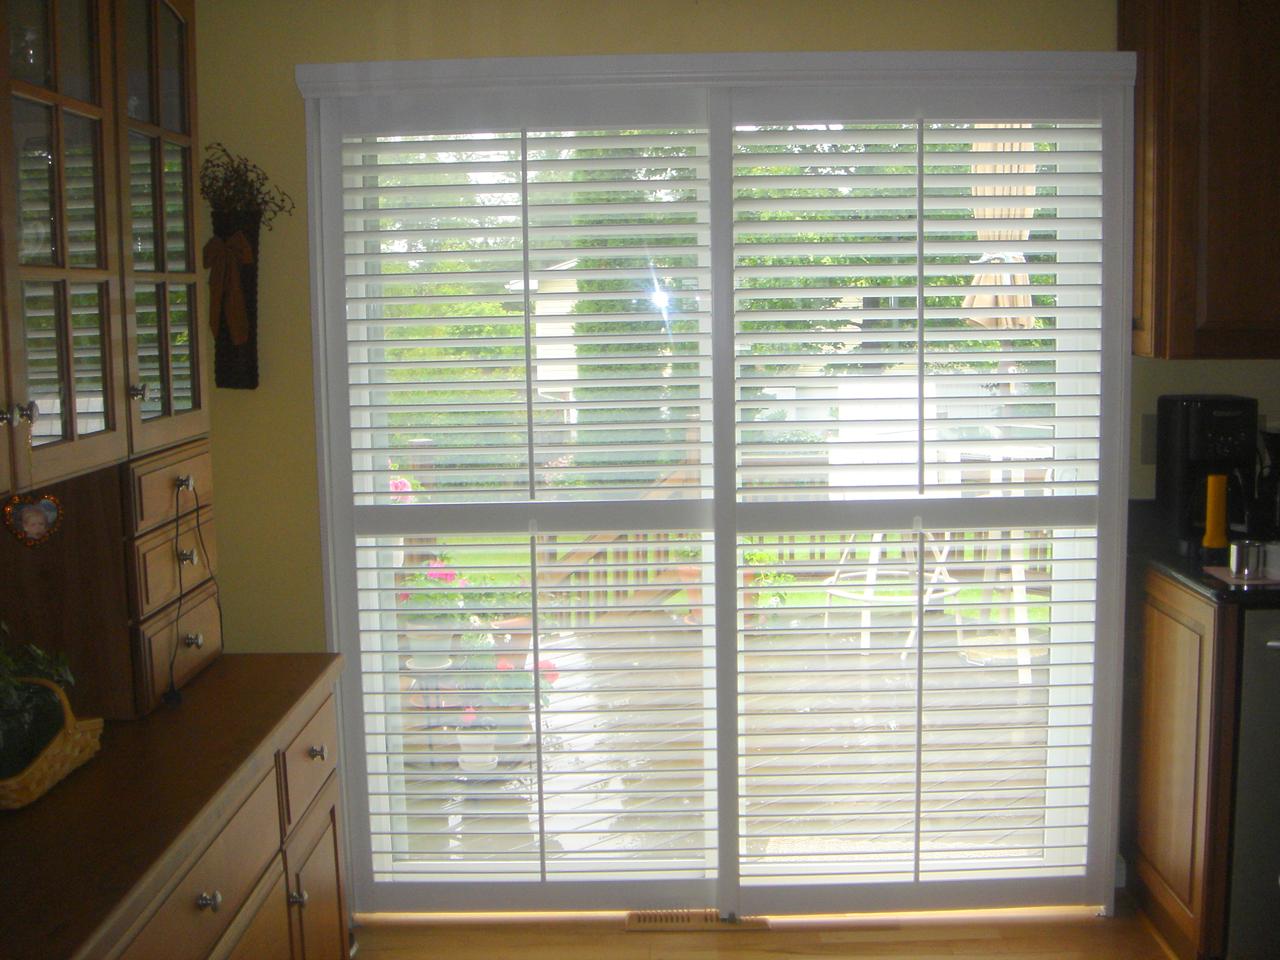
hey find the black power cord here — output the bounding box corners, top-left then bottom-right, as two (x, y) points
(161, 481), (224, 707)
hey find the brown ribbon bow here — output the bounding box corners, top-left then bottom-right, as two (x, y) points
(203, 231), (255, 346)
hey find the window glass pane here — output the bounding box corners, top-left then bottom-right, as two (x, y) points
(920, 123), (1104, 499)
(7, 0), (51, 89)
(162, 141), (189, 269)
(135, 281), (164, 418)
(69, 283), (107, 436)
(157, 1), (186, 132)
(22, 281), (66, 445)
(356, 531), (715, 883)
(124, 0), (153, 122)
(341, 128), (713, 505)
(63, 113), (101, 267)
(524, 129), (712, 501)
(129, 133), (157, 270)
(12, 97), (56, 265)
(737, 528), (1095, 884)
(343, 133), (528, 505)
(168, 283), (193, 411)
(733, 123), (920, 502)
(57, 0), (96, 102)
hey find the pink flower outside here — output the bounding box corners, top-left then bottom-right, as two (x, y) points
(538, 659), (560, 685)
(389, 476), (413, 503)
(461, 705), (477, 727)
(425, 559), (458, 583)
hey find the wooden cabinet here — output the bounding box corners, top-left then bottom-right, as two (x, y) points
(1131, 569), (1238, 960)
(113, 0), (208, 453)
(0, 438), (222, 720)
(285, 775), (348, 960)
(0, 0), (130, 487)
(1120, 0), (1280, 358)
(0, 0), (207, 490)
(0, 654), (349, 960)
(215, 861), (294, 960)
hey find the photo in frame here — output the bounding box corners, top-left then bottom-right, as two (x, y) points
(3, 495), (62, 547)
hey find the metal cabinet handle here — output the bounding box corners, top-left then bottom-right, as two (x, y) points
(307, 744), (328, 762)
(195, 890), (223, 912)
(288, 889), (310, 907)
(15, 400), (37, 426)
(177, 548), (198, 566)
(1266, 640), (1280, 650)
(183, 633), (204, 649)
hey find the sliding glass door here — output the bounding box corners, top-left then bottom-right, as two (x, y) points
(301, 51), (1132, 916)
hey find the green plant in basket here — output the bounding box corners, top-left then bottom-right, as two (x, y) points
(0, 622), (75, 780)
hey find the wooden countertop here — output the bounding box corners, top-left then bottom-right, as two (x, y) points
(0, 653), (342, 960)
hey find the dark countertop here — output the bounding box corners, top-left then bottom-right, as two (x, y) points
(0, 652), (341, 960)
(1130, 499), (1280, 608)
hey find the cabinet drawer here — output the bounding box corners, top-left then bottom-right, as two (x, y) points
(282, 696), (338, 829)
(127, 440), (214, 535)
(130, 509), (217, 619)
(137, 583), (223, 713)
(120, 771), (280, 960)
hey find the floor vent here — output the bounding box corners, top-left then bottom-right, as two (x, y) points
(624, 909), (766, 931)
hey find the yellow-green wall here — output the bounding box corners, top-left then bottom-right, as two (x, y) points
(195, 0), (1280, 653)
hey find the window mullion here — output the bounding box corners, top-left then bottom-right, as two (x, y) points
(916, 119), (926, 495)
(709, 88), (740, 916)
(520, 129), (537, 500)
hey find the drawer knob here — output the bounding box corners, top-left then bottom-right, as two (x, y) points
(288, 889), (310, 907)
(183, 632), (204, 649)
(195, 890), (223, 912)
(307, 744), (328, 762)
(174, 474), (194, 491)
(177, 548), (198, 566)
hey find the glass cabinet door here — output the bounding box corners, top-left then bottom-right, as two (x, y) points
(1, 0), (127, 489)
(117, 0), (205, 452)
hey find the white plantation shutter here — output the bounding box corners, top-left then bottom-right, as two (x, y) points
(357, 532), (716, 884)
(733, 121), (1102, 501)
(736, 528), (1097, 893)
(302, 52), (1131, 916)
(344, 129), (712, 505)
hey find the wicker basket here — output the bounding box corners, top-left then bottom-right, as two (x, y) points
(0, 678), (103, 810)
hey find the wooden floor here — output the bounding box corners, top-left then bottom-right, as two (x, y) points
(354, 904), (1174, 960)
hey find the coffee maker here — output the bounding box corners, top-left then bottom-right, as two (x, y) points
(1155, 394), (1258, 555)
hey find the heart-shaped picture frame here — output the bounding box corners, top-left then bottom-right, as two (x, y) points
(4, 494), (62, 547)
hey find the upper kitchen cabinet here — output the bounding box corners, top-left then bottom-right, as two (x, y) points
(1121, 0), (1280, 358)
(115, 0), (206, 453)
(1, 0), (129, 488)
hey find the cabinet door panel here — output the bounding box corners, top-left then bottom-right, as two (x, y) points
(1136, 601), (1203, 908)
(220, 862), (294, 960)
(117, 0), (205, 454)
(2, 0), (128, 489)
(286, 774), (349, 960)
(297, 819), (343, 960)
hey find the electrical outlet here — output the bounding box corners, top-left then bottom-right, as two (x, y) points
(1140, 413), (1158, 465)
